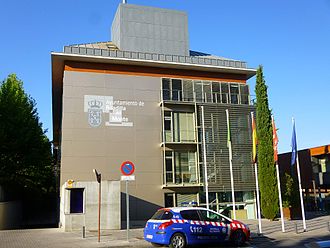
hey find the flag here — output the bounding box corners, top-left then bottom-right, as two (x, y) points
(291, 119), (297, 166)
(272, 116), (279, 163)
(251, 112), (257, 163)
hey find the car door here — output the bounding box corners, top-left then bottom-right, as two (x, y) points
(180, 209), (204, 245)
(198, 209), (229, 243)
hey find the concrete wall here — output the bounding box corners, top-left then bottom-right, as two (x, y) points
(60, 181), (120, 231)
(111, 4), (189, 56)
(0, 201), (22, 230)
(60, 71), (163, 229)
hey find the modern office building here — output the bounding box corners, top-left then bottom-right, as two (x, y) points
(52, 3), (257, 231)
(278, 144), (330, 211)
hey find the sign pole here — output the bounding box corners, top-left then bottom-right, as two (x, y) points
(98, 178), (101, 242)
(126, 179), (129, 241)
(93, 169), (101, 243)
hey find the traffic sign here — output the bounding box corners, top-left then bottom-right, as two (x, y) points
(121, 175), (135, 181)
(120, 161), (135, 176)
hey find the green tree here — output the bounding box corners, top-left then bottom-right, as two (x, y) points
(282, 172), (299, 208)
(255, 66), (279, 220)
(0, 74), (54, 199)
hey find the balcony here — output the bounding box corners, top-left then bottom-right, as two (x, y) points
(160, 89), (253, 105)
(163, 171), (201, 188)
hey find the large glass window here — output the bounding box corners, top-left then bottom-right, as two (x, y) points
(173, 112), (194, 142)
(164, 151), (197, 185)
(164, 111), (195, 143)
(175, 151), (197, 184)
(161, 78), (250, 105)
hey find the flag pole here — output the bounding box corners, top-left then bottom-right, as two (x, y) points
(254, 162), (262, 234)
(272, 116), (285, 233)
(292, 118), (307, 231)
(226, 109), (236, 220)
(251, 112), (262, 234)
(201, 106), (209, 209)
(276, 162), (285, 232)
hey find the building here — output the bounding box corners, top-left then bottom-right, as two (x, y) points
(278, 144), (330, 211)
(52, 3), (257, 231)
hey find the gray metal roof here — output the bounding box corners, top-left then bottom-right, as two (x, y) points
(63, 41), (248, 69)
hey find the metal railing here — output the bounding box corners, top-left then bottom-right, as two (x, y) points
(163, 130), (196, 143)
(161, 89), (253, 105)
(164, 172), (199, 185)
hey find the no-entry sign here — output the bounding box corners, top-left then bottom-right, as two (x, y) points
(120, 161), (135, 176)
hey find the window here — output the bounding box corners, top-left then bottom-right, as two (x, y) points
(164, 111), (172, 142)
(164, 151), (197, 185)
(240, 85), (249, 104)
(173, 112), (194, 142)
(182, 80), (194, 101)
(69, 188), (84, 214)
(165, 193), (174, 208)
(230, 84), (239, 104)
(212, 82), (220, 103)
(165, 151), (174, 183)
(162, 78), (171, 100)
(174, 151), (197, 183)
(199, 210), (230, 223)
(151, 209), (173, 220)
(172, 79), (182, 101)
(164, 111), (195, 143)
(180, 210), (200, 221)
(221, 83), (229, 103)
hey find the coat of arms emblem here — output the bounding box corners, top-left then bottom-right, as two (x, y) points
(88, 100), (103, 127)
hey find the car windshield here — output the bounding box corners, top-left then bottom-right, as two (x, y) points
(150, 209), (173, 220)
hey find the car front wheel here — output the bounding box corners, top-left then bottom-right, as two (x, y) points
(169, 233), (186, 248)
(231, 229), (246, 246)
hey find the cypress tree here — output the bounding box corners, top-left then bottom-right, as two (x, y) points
(255, 66), (278, 220)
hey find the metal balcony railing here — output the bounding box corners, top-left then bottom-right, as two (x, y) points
(161, 89), (253, 105)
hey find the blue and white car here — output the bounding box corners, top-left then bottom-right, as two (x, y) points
(144, 207), (250, 248)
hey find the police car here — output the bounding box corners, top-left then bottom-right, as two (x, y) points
(144, 207), (250, 248)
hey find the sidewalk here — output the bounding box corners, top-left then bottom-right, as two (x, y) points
(1, 214), (329, 248)
(244, 214), (330, 247)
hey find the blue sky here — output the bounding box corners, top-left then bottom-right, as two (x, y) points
(1, 0), (329, 153)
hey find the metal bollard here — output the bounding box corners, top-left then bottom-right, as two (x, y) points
(83, 226), (86, 238)
(295, 222), (298, 234)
